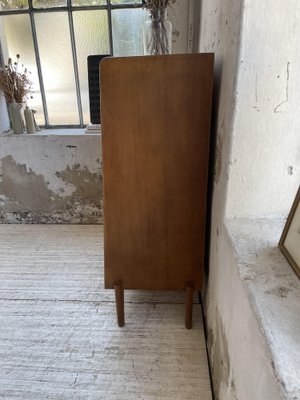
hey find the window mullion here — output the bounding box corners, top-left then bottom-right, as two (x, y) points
(0, 38), (4, 65)
(107, 0), (114, 56)
(67, 0), (83, 127)
(0, 1), (144, 129)
(29, 0), (49, 127)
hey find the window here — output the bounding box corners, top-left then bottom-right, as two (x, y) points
(0, 0), (146, 127)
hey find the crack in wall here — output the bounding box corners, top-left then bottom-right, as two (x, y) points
(274, 62), (290, 113)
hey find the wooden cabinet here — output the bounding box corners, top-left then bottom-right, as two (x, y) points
(101, 54), (214, 328)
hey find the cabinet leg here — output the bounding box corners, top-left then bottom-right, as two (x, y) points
(185, 283), (194, 329)
(114, 281), (125, 327)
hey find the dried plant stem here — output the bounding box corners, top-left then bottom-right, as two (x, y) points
(142, 0), (173, 55)
(0, 72), (14, 103)
(147, 18), (170, 55)
(0, 55), (32, 104)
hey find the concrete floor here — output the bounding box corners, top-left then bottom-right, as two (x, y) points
(0, 225), (212, 400)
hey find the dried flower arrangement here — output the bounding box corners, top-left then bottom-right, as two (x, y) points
(0, 54), (32, 104)
(0, 0), (28, 10)
(142, 0), (174, 19)
(142, 0), (174, 55)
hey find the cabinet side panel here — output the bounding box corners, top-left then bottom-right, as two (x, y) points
(101, 54), (214, 290)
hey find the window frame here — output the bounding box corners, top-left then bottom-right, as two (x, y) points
(0, 0), (143, 128)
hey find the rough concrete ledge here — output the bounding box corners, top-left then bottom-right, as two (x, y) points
(1, 128), (101, 136)
(226, 218), (300, 400)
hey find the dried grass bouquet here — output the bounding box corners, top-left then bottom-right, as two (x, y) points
(142, 0), (175, 55)
(0, 54), (32, 104)
(142, 0), (174, 18)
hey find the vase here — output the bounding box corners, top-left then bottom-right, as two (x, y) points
(24, 106), (36, 134)
(8, 102), (25, 134)
(143, 12), (172, 55)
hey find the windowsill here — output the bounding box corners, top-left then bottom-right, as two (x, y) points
(0, 128), (101, 137)
(225, 218), (300, 399)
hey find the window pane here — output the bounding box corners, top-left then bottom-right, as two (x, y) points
(112, 8), (147, 56)
(73, 10), (109, 124)
(111, 0), (142, 4)
(0, 0), (28, 10)
(72, 0), (106, 6)
(35, 12), (79, 125)
(32, 0), (66, 8)
(0, 14), (44, 125)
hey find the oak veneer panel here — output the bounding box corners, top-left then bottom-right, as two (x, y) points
(101, 54), (214, 291)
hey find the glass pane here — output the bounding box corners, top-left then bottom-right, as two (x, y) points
(112, 9), (147, 56)
(0, 0), (28, 10)
(32, 0), (66, 8)
(35, 12), (79, 125)
(0, 14), (44, 125)
(72, 0), (106, 6)
(73, 10), (109, 124)
(111, 0), (142, 3)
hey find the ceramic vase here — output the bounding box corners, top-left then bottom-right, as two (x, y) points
(8, 102), (25, 134)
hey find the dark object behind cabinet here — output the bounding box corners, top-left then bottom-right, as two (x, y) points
(87, 54), (110, 124)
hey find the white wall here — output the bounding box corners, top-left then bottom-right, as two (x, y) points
(200, 0), (300, 399)
(200, 0), (244, 219)
(199, 0), (245, 397)
(226, 0), (300, 218)
(169, 0), (198, 53)
(0, 95), (9, 132)
(0, 26), (9, 132)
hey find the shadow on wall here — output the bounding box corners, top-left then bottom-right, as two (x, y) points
(204, 57), (224, 280)
(207, 306), (238, 400)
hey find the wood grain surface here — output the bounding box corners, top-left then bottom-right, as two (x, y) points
(0, 225), (212, 400)
(101, 54), (214, 290)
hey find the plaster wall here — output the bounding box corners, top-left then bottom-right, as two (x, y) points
(0, 14), (13, 132)
(0, 132), (102, 223)
(199, 0), (242, 221)
(0, 95), (9, 132)
(200, 0), (300, 399)
(168, 0), (199, 53)
(207, 221), (285, 400)
(226, 0), (300, 218)
(199, 0), (246, 398)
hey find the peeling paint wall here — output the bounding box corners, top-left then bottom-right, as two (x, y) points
(0, 133), (102, 224)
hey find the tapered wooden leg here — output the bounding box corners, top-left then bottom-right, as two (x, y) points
(114, 281), (125, 327)
(185, 282), (194, 329)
